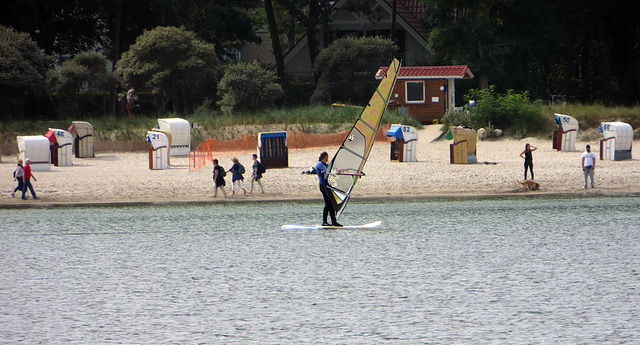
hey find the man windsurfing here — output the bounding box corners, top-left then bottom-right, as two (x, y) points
(316, 151), (342, 227)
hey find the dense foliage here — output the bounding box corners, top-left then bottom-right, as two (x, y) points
(0, 0), (258, 63)
(441, 87), (548, 138)
(217, 61), (284, 114)
(52, 52), (118, 94)
(115, 26), (220, 114)
(1, 0), (639, 123)
(0, 25), (51, 120)
(0, 26), (50, 92)
(311, 36), (397, 105)
(421, 0), (640, 104)
(421, 0), (559, 96)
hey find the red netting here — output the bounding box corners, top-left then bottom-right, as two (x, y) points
(188, 125), (390, 171)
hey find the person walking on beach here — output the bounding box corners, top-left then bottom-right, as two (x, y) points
(519, 143), (537, 180)
(11, 159), (24, 197)
(22, 158), (37, 200)
(582, 144), (596, 188)
(227, 157), (247, 195)
(249, 154), (264, 194)
(212, 158), (227, 198)
(316, 151), (341, 227)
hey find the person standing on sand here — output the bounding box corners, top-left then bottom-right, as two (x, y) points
(11, 159), (24, 197)
(249, 154), (264, 194)
(126, 86), (137, 117)
(212, 159), (227, 198)
(582, 144), (596, 188)
(227, 157), (247, 195)
(22, 158), (38, 200)
(519, 143), (537, 180)
(316, 151), (341, 227)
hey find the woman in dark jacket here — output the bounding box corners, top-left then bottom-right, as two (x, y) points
(212, 158), (227, 198)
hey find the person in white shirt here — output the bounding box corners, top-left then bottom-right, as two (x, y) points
(581, 144), (596, 188)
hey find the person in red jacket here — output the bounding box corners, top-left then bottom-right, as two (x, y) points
(22, 158), (38, 200)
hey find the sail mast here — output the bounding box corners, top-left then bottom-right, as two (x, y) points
(325, 59), (401, 220)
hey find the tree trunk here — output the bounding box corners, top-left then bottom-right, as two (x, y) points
(111, 0), (123, 69)
(276, 0), (328, 80)
(287, 12), (296, 50)
(593, 11), (612, 103)
(307, 0), (320, 79)
(108, 0), (124, 116)
(265, 0), (285, 81)
(39, 0), (56, 56)
(391, 0), (397, 42)
(477, 39), (489, 89)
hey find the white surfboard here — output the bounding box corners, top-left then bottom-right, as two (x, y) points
(281, 220), (382, 230)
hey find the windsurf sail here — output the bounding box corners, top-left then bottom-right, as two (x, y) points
(325, 58), (401, 220)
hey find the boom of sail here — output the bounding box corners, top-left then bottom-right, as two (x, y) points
(325, 58), (401, 220)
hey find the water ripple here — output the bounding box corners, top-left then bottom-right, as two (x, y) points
(1, 196), (639, 344)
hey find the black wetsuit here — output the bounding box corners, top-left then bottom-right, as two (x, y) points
(524, 149), (534, 180)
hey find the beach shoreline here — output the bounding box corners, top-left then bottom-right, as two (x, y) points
(2, 190), (640, 209)
(2, 128), (639, 207)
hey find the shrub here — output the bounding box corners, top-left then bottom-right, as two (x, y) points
(311, 36), (397, 105)
(217, 61), (283, 114)
(447, 86), (549, 137)
(0, 25), (52, 120)
(282, 81), (316, 106)
(440, 108), (472, 131)
(547, 103), (640, 130)
(54, 52), (118, 93)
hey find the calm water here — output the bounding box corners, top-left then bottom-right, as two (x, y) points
(1, 196), (639, 344)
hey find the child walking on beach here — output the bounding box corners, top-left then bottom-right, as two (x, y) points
(227, 157), (247, 195)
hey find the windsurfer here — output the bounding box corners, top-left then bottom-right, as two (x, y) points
(316, 151), (342, 227)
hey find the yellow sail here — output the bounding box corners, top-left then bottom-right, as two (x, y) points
(325, 58), (401, 220)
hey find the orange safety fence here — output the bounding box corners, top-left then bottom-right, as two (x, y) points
(189, 124), (389, 171)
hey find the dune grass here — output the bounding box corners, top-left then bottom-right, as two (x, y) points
(1, 104), (637, 143)
(1, 105), (422, 142)
(544, 104), (640, 129)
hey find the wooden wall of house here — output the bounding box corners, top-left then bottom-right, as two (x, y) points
(389, 79), (448, 124)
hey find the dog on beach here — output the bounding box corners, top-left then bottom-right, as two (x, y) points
(515, 178), (540, 191)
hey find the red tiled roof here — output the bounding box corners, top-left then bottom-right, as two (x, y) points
(376, 65), (474, 79)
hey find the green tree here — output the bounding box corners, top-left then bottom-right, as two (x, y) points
(547, 0), (640, 104)
(311, 36), (397, 105)
(263, 0), (286, 80)
(54, 52), (118, 93)
(49, 51), (120, 116)
(0, 25), (51, 120)
(254, 0), (306, 80)
(217, 61), (283, 114)
(420, 0), (559, 95)
(253, 0), (302, 54)
(169, 0), (260, 58)
(276, 0), (334, 75)
(0, 0), (105, 61)
(115, 26), (219, 114)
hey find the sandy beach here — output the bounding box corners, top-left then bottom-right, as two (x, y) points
(2, 127), (640, 207)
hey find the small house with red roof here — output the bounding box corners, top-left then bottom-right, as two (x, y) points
(376, 65), (474, 124)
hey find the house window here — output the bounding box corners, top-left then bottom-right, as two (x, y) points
(406, 81), (424, 103)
